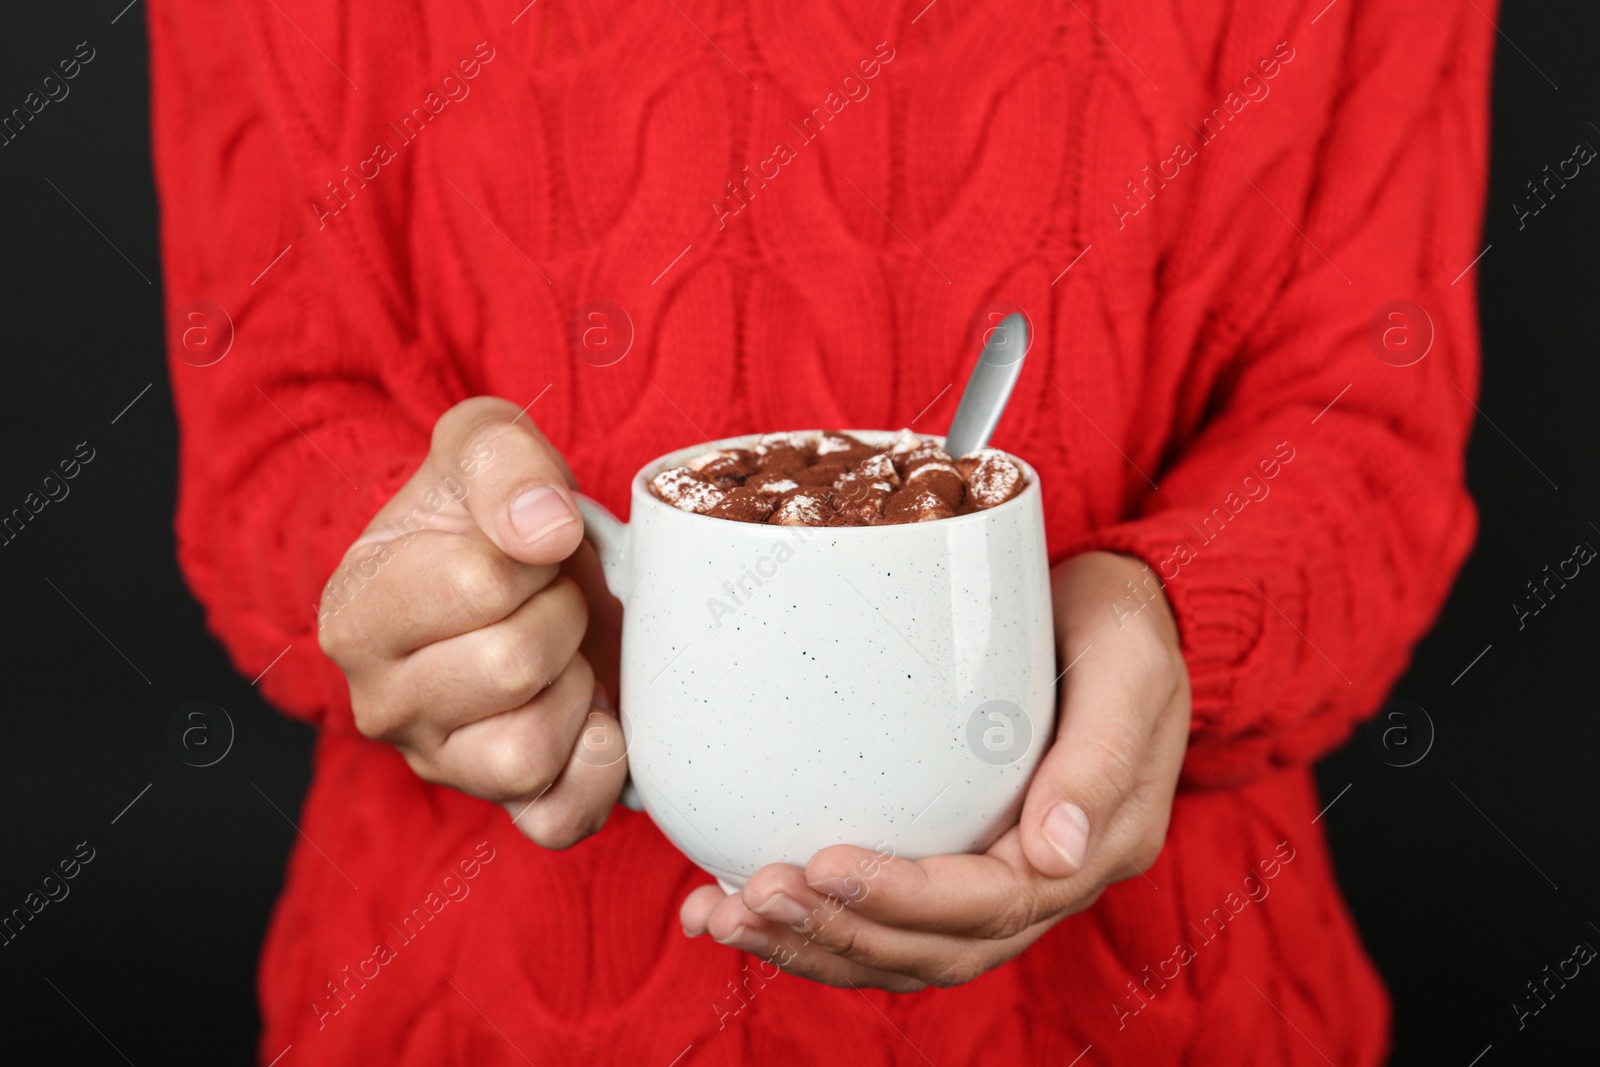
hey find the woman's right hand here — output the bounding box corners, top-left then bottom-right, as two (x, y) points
(317, 397), (628, 847)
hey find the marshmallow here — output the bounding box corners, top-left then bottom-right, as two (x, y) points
(886, 428), (921, 455)
(905, 461), (964, 508)
(691, 449), (754, 488)
(745, 472), (799, 494)
(958, 449), (1025, 509)
(831, 472), (891, 525)
(856, 451), (900, 486)
(769, 489), (834, 527)
(650, 467), (725, 514)
(884, 487), (956, 524)
(709, 487), (776, 524)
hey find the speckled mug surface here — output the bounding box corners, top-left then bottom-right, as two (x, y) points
(576, 431), (1055, 892)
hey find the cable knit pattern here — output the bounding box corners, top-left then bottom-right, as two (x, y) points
(149, 1), (1492, 1063)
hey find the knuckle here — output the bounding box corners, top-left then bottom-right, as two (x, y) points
(1127, 843), (1161, 876)
(318, 544), (401, 660)
(1065, 885), (1108, 916)
(1149, 643), (1189, 704)
(434, 397), (513, 451)
(480, 633), (552, 706)
(1087, 724), (1143, 802)
(520, 799), (605, 850)
(350, 705), (380, 740)
(925, 953), (987, 990)
(443, 552), (514, 619)
(809, 907), (860, 954)
(350, 689), (401, 742)
(550, 575), (589, 637)
(399, 748), (443, 786)
(316, 579), (361, 662)
(349, 697), (379, 739)
(980, 891), (1037, 941)
(317, 613), (350, 662)
(486, 735), (556, 799)
(550, 651), (595, 711)
(475, 635), (521, 691)
(459, 417), (515, 472)
(1127, 825), (1169, 875)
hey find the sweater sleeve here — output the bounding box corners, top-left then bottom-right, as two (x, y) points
(149, 2), (458, 730)
(1072, 2), (1493, 788)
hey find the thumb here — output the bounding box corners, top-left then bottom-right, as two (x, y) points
(1017, 653), (1152, 881)
(430, 396), (585, 565)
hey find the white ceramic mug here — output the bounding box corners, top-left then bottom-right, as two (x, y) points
(576, 431), (1055, 891)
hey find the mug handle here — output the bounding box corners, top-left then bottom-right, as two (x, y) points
(574, 494), (643, 812)
(574, 494), (630, 604)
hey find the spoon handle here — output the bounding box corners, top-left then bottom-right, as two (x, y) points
(943, 312), (1029, 457)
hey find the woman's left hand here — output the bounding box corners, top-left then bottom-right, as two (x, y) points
(679, 551), (1192, 991)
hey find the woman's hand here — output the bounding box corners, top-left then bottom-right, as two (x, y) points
(679, 551), (1191, 990)
(318, 398), (627, 848)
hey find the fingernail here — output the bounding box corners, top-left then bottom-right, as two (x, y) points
(1044, 802), (1091, 872)
(752, 892), (809, 926)
(713, 925), (768, 954)
(510, 486), (576, 544)
(682, 925), (698, 939)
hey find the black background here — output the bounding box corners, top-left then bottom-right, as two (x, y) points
(0, 2), (1594, 1064)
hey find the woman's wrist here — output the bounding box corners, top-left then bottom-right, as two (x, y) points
(1051, 551), (1181, 665)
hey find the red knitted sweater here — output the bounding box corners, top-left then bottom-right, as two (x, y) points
(149, 2), (1492, 1063)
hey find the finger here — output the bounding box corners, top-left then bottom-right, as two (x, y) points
(321, 527), (561, 661)
(563, 539), (622, 698)
(786, 840), (1050, 940)
(429, 396), (584, 564)
(738, 863), (1017, 984)
(388, 575), (587, 739)
(680, 883), (727, 937)
(502, 694), (629, 849)
(1017, 638), (1175, 881)
(416, 652), (594, 802)
(689, 885), (929, 993)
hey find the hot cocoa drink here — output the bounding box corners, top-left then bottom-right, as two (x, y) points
(647, 430), (1026, 526)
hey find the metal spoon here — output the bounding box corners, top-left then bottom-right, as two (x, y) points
(943, 312), (1029, 457)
